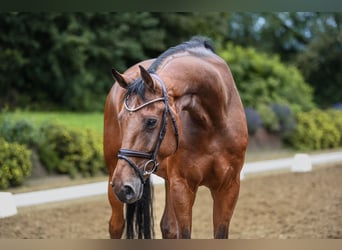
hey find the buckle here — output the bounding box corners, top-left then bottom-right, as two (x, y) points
(143, 160), (159, 175)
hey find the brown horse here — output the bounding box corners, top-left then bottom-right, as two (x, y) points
(103, 37), (248, 239)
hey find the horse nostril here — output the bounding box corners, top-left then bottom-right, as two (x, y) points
(123, 185), (134, 197)
(113, 183), (139, 203)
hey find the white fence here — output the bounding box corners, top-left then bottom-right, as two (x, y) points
(1, 151), (341, 218)
(241, 151), (342, 177)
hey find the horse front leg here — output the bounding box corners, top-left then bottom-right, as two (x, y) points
(107, 182), (125, 239)
(210, 176), (240, 239)
(160, 180), (178, 238)
(169, 178), (197, 239)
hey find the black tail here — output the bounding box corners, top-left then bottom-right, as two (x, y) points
(125, 178), (154, 239)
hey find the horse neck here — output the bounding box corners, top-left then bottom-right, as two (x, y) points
(156, 58), (244, 134)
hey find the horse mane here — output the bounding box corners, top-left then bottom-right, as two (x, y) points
(125, 36), (215, 100)
(125, 178), (154, 239)
(148, 36), (215, 73)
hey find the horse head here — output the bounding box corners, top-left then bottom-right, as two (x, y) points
(110, 65), (179, 204)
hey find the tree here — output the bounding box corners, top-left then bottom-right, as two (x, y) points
(150, 13), (230, 50)
(296, 15), (342, 107)
(1, 12), (339, 111)
(0, 13), (165, 111)
(225, 13), (341, 62)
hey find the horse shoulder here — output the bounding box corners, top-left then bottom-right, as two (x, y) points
(165, 55), (247, 157)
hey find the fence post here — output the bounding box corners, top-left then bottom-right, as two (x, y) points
(291, 153), (312, 172)
(0, 192), (17, 218)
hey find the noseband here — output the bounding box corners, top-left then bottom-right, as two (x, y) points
(115, 74), (179, 184)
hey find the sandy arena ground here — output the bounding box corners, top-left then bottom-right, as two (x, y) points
(0, 165), (341, 239)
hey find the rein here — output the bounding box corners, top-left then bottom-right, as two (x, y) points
(115, 73), (179, 184)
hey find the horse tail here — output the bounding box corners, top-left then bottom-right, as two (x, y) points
(125, 178), (154, 239)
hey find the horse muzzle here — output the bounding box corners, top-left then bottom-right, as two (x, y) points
(112, 179), (143, 204)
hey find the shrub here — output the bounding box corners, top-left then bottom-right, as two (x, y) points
(0, 138), (32, 189)
(245, 108), (262, 135)
(271, 103), (296, 137)
(332, 103), (342, 110)
(256, 104), (280, 133)
(0, 117), (38, 146)
(219, 42), (315, 113)
(38, 122), (105, 178)
(287, 109), (342, 150)
(255, 103), (297, 138)
(330, 110), (342, 133)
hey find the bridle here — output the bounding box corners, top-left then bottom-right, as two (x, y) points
(115, 73), (179, 184)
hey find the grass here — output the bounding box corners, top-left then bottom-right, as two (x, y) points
(0, 111), (103, 136)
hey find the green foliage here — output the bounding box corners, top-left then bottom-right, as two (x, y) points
(244, 108), (262, 135)
(0, 138), (32, 189)
(0, 13), (164, 111)
(219, 42), (315, 113)
(256, 104), (280, 133)
(0, 117), (38, 146)
(151, 13), (229, 49)
(0, 13), (231, 111)
(38, 122), (105, 178)
(226, 13), (341, 62)
(0, 12), (339, 112)
(0, 115), (106, 188)
(226, 13), (341, 108)
(271, 103), (297, 137)
(296, 28), (342, 107)
(250, 103), (296, 137)
(287, 109), (342, 150)
(329, 110), (342, 136)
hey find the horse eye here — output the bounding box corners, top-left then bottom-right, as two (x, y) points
(145, 118), (157, 129)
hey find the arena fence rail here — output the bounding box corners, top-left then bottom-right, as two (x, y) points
(0, 151), (341, 218)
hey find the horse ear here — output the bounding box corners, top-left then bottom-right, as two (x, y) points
(112, 68), (129, 89)
(139, 65), (155, 92)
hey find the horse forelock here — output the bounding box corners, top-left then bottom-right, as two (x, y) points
(125, 78), (146, 101)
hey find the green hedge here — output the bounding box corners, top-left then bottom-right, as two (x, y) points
(38, 122), (105, 178)
(219, 42), (315, 113)
(0, 117), (38, 146)
(0, 118), (106, 188)
(287, 109), (342, 150)
(0, 138), (32, 189)
(256, 104), (280, 133)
